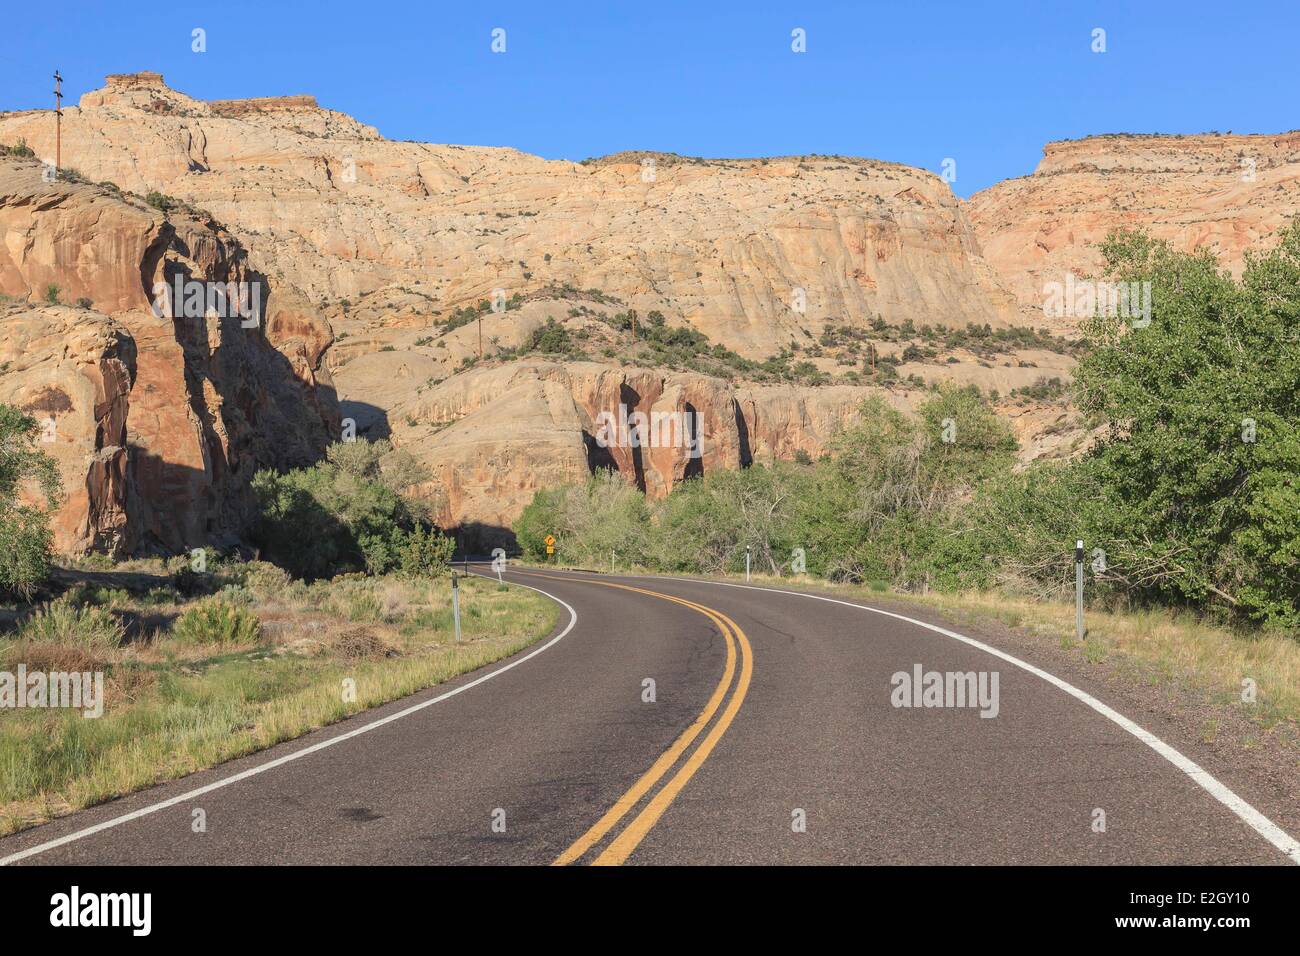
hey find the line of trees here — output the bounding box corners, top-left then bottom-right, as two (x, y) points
(517, 224), (1300, 632)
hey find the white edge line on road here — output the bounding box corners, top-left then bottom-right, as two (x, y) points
(647, 573), (1300, 865)
(0, 575), (578, 866)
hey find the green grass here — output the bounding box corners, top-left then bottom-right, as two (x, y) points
(0, 567), (558, 835)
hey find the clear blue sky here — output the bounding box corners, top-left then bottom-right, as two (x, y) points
(1, 1), (1294, 196)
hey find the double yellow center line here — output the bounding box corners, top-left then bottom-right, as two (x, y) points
(512, 569), (753, 866)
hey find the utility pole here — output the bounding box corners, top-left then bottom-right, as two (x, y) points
(478, 315), (483, 359)
(52, 70), (63, 175)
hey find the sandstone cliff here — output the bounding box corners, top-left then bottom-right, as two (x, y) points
(0, 72), (1019, 361)
(0, 155), (339, 554)
(967, 131), (1300, 326)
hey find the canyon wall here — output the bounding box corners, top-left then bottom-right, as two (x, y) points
(0, 155), (339, 554)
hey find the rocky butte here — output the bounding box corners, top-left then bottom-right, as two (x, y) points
(1, 73), (1294, 551)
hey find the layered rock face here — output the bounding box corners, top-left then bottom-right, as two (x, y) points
(0, 72), (1018, 360)
(967, 132), (1300, 326)
(0, 156), (339, 554)
(352, 359), (916, 543)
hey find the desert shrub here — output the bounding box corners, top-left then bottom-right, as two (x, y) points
(144, 191), (176, 212)
(1, 139), (35, 158)
(171, 601), (261, 646)
(218, 584), (254, 606)
(396, 524), (454, 577)
(240, 561), (291, 599)
(19, 595), (125, 651)
(529, 317), (572, 354)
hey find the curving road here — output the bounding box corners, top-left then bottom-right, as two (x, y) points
(1, 566), (1296, 866)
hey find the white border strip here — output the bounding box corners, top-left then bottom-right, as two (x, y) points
(0, 576), (578, 866)
(649, 574), (1300, 865)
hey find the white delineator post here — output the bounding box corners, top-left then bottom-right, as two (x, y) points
(1075, 539), (1085, 641)
(745, 545), (752, 582)
(452, 570), (462, 643)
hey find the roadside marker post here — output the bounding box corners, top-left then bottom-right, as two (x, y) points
(1075, 539), (1085, 641)
(745, 545), (752, 582)
(451, 571), (462, 643)
(611, 550), (616, 573)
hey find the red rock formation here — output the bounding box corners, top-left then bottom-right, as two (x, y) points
(0, 155), (339, 555)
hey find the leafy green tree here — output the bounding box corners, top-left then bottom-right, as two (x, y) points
(0, 404), (61, 598)
(515, 471), (651, 565)
(1073, 224), (1300, 626)
(654, 464), (803, 575)
(252, 439), (449, 580)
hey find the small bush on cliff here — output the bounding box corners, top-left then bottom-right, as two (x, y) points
(144, 191), (177, 213)
(0, 404), (61, 600)
(529, 317), (572, 354)
(0, 139), (35, 158)
(252, 439), (451, 580)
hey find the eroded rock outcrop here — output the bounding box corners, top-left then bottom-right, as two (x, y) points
(0, 155), (339, 555)
(0, 305), (134, 553)
(12, 75), (1276, 546)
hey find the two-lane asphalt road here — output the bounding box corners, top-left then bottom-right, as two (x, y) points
(1, 567), (1296, 865)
